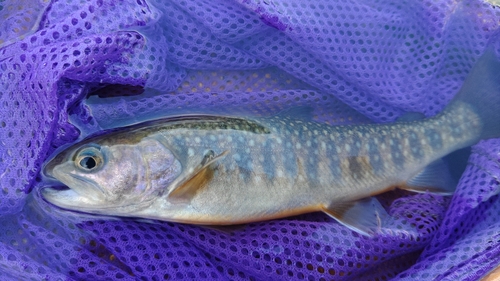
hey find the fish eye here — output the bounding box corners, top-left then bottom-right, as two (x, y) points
(79, 156), (97, 170)
(75, 146), (103, 172)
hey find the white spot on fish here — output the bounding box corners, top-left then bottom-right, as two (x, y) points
(227, 136), (233, 142)
(276, 138), (282, 144)
(306, 140), (311, 147)
(187, 148), (195, 157)
(210, 135), (216, 141)
(249, 140), (255, 146)
(296, 143), (302, 149)
(345, 144), (351, 152)
(321, 142), (326, 150)
(277, 170), (284, 177)
(365, 143), (370, 151)
(233, 153), (241, 161)
(195, 137), (201, 143)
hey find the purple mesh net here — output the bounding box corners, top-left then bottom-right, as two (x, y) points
(1, 0), (500, 280)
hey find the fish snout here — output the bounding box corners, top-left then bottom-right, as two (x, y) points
(43, 153), (66, 179)
(43, 161), (56, 179)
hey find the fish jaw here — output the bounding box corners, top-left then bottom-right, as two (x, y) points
(42, 186), (106, 211)
(42, 162), (110, 211)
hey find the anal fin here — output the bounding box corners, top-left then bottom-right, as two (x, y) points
(322, 197), (388, 236)
(402, 159), (456, 195)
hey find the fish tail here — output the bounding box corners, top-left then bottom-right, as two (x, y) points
(450, 48), (500, 140)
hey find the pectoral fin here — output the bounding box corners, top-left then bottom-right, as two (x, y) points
(168, 150), (229, 200)
(322, 197), (388, 236)
(401, 159), (456, 195)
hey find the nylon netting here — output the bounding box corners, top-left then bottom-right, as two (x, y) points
(1, 0), (500, 280)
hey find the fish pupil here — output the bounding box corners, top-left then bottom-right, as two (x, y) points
(80, 156), (97, 170)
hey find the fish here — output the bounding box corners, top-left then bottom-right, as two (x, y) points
(42, 49), (500, 236)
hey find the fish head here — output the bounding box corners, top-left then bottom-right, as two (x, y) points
(42, 136), (182, 214)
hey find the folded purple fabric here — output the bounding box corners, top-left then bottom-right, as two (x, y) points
(1, 0), (499, 280)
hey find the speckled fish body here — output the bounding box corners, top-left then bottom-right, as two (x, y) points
(42, 101), (481, 229)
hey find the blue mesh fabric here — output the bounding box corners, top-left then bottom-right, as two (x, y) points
(1, 0), (500, 280)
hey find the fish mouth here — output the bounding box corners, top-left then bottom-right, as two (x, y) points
(41, 185), (110, 210)
(47, 160), (107, 198)
(41, 186), (80, 200)
(42, 188), (100, 212)
(41, 186), (86, 209)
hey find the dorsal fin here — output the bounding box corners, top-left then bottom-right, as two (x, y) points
(167, 150), (229, 201)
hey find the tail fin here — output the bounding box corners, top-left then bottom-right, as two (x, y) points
(452, 48), (500, 140)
